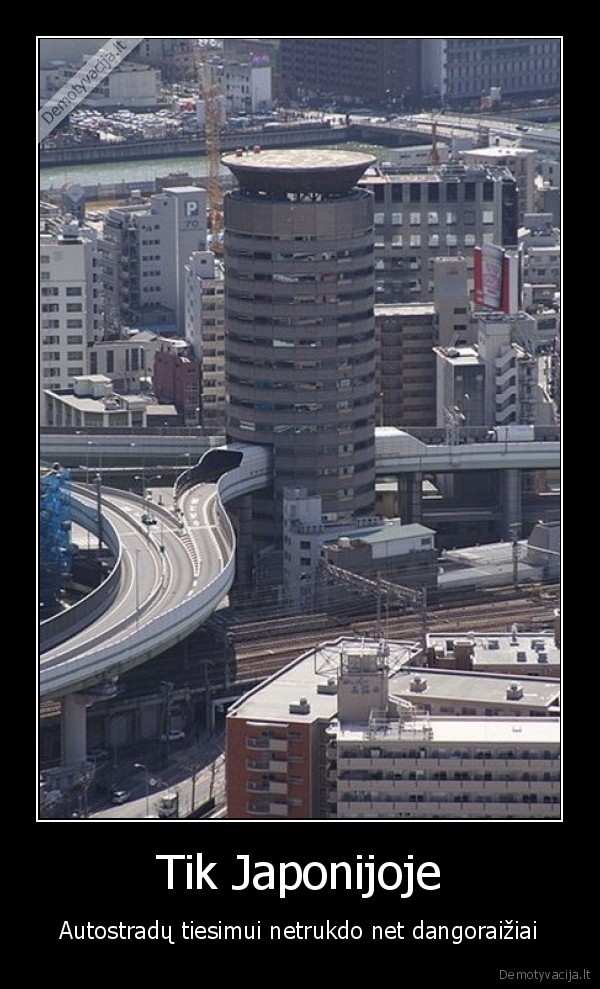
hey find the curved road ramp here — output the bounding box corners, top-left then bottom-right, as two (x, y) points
(39, 444), (272, 701)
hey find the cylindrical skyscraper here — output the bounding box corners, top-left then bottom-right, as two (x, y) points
(223, 148), (377, 533)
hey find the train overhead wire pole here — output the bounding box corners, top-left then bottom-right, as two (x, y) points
(320, 560), (428, 651)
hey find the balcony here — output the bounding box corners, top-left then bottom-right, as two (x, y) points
(247, 737), (288, 754)
(247, 780), (288, 795)
(246, 802), (289, 817)
(335, 799), (559, 819)
(269, 738), (288, 752)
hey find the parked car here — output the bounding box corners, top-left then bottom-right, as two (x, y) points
(110, 788), (131, 804)
(161, 729), (186, 742)
(141, 513), (157, 526)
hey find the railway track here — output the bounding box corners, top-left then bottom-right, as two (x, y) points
(39, 585), (560, 711)
(231, 588), (559, 682)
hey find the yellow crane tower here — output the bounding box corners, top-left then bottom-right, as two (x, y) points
(194, 41), (224, 253)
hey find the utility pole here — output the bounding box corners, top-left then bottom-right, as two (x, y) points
(209, 757), (216, 802)
(96, 472), (103, 551)
(159, 680), (173, 766)
(179, 760), (200, 816)
(135, 763), (150, 818)
(420, 586), (428, 654)
(509, 522), (521, 589)
(134, 548), (140, 630)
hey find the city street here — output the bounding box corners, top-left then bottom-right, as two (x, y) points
(88, 734), (226, 820)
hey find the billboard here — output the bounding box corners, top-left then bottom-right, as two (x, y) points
(473, 244), (520, 314)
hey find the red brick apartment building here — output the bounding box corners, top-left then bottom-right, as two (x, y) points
(153, 348), (200, 426)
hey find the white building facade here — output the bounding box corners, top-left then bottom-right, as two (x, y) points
(184, 251), (225, 431)
(102, 186), (208, 333)
(40, 60), (160, 108)
(39, 221), (103, 424)
(434, 311), (555, 430)
(220, 60), (272, 114)
(463, 146), (537, 225)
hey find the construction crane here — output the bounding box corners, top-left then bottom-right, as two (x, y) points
(194, 41), (224, 253)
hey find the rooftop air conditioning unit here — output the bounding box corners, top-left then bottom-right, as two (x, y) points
(506, 682), (523, 700)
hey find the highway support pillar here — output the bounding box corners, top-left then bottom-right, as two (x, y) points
(502, 468), (522, 541)
(402, 471), (423, 524)
(62, 692), (88, 766)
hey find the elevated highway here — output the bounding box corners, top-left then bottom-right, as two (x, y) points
(40, 427), (560, 476)
(40, 429), (558, 761)
(39, 444), (272, 763)
(375, 428), (560, 473)
(355, 111), (560, 155)
(375, 428), (559, 535)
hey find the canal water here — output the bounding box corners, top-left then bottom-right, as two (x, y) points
(38, 142), (394, 192)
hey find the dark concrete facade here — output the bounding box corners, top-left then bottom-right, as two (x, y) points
(278, 38), (421, 107)
(223, 150), (377, 524)
(375, 303), (437, 428)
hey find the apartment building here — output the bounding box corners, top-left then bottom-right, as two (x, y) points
(153, 345), (201, 427)
(39, 221), (103, 424)
(184, 251), (226, 431)
(102, 186), (208, 334)
(330, 713), (560, 819)
(375, 303), (437, 428)
(435, 311), (554, 430)
(226, 637), (560, 819)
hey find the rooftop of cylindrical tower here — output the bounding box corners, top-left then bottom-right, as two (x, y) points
(221, 148), (377, 196)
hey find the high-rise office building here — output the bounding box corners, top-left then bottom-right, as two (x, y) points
(421, 38), (561, 104)
(223, 149), (377, 538)
(279, 38), (421, 107)
(360, 162), (518, 305)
